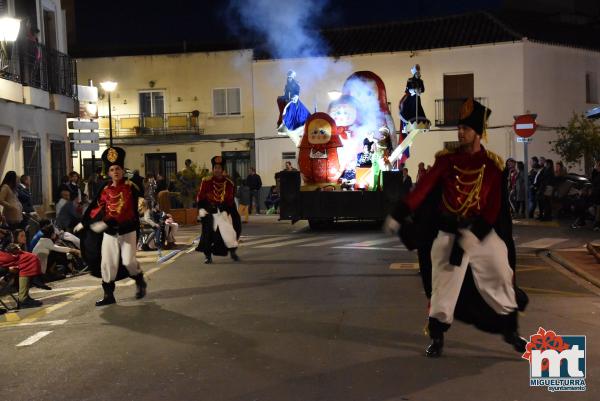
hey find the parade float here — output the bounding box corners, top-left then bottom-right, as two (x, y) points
(277, 70), (430, 228)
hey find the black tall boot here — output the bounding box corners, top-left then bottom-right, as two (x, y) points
(96, 281), (116, 306)
(204, 252), (213, 264)
(502, 311), (527, 353)
(132, 273), (147, 299)
(425, 317), (450, 358)
(230, 248), (240, 262)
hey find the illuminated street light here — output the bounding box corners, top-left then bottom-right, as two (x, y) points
(0, 17), (20, 42)
(100, 81), (118, 146)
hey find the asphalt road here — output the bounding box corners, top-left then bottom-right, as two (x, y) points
(1, 217), (599, 401)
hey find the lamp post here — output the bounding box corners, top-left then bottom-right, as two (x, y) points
(0, 16), (21, 42)
(100, 81), (117, 147)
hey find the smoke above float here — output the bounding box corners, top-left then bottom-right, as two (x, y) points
(228, 0), (396, 173)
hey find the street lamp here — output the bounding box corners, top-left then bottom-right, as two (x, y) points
(100, 81), (117, 146)
(0, 17), (21, 42)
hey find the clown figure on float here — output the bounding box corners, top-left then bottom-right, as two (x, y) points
(298, 112), (343, 188)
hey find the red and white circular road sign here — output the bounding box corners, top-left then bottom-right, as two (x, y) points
(513, 114), (537, 138)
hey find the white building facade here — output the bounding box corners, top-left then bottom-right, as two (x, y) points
(0, 0), (76, 209)
(254, 40), (600, 184)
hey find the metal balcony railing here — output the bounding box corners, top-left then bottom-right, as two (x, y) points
(434, 97), (487, 127)
(98, 112), (206, 137)
(0, 38), (77, 98)
(0, 42), (20, 82)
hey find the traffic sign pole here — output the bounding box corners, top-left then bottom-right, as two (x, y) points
(513, 114), (538, 220)
(524, 141), (529, 220)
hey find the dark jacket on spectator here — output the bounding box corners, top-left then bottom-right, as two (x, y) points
(246, 174), (262, 191)
(17, 184), (35, 213)
(400, 175), (413, 197)
(237, 185), (251, 206)
(55, 200), (80, 231)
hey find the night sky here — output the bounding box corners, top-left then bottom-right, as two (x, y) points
(73, 0), (502, 53)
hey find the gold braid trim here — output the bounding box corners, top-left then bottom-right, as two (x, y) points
(435, 148), (456, 158)
(485, 149), (504, 171)
(443, 164), (485, 217)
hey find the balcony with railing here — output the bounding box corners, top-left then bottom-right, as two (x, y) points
(434, 97), (488, 127)
(97, 112), (206, 144)
(0, 38), (77, 103)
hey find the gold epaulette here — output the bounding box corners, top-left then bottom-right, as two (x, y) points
(435, 148), (456, 158)
(485, 149), (504, 171)
(126, 179), (140, 192)
(201, 176), (212, 181)
(225, 177), (235, 185)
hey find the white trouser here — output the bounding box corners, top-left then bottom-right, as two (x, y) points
(100, 231), (141, 282)
(212, 211), (238, 249)
(165, 222), (178, 242)
(429, 230), (518, 324)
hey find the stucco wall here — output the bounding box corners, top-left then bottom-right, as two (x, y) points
(72, 140), (251, 180)
(522, 41), (600, 172)
(0, 100), (68, 206)
(76, 50), (255, 136)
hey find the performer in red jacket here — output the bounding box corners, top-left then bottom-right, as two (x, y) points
(385, 98), (527, 357)
(77, 147), (146, 306)
(196, 156), (241, 264)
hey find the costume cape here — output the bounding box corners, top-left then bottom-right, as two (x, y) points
(400, 169), (528, 334)
(78, 180), (142, 281)
(196, 203), (242, 257)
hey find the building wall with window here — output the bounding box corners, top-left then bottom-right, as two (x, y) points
(0, 0), (74, 211)
(76, 50), (255, 136)
(74, 40), (600, 187)
(253, 42), (526, 184)
(254, 41), (600, 183)
(75, 50), (255, 181)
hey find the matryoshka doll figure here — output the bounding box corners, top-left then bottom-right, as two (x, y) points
(342, 71), (397, 149)
(298, 112), (343, 185)
(327, 94), (361, 169)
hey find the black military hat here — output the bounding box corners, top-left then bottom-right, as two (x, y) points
(458, 98), (491, 136)
(211, 155), (224, 168)
(101, 146), (126, 169)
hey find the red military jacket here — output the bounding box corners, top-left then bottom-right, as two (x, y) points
(90, 179), (139, 234)
(405, 147), (504, 225)
(196, 175), (235, 210)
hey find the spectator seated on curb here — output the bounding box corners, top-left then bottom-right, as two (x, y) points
(55, 191), (81, 233)
(0, 243), (49, 309)
(1, 265), (19, 312)
(29, 218), (51, 251)
(265, 185), (280, 214)
(32, 224), (80, 280)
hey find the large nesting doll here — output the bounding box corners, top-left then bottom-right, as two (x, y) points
(341, 71), (397, 149)
(298, 112), (343, 185)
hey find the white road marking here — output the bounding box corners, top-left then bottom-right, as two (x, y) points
(518, 238), (569, 249)
(299, 237), (354, 247)
(333, 246), (406, 251)
(345, 237), (399, 247)
(241, 236), (293, 247)
(17, 331), (53, 347)
(255, 236), (329, 248)
(3, 320), (67, 329)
